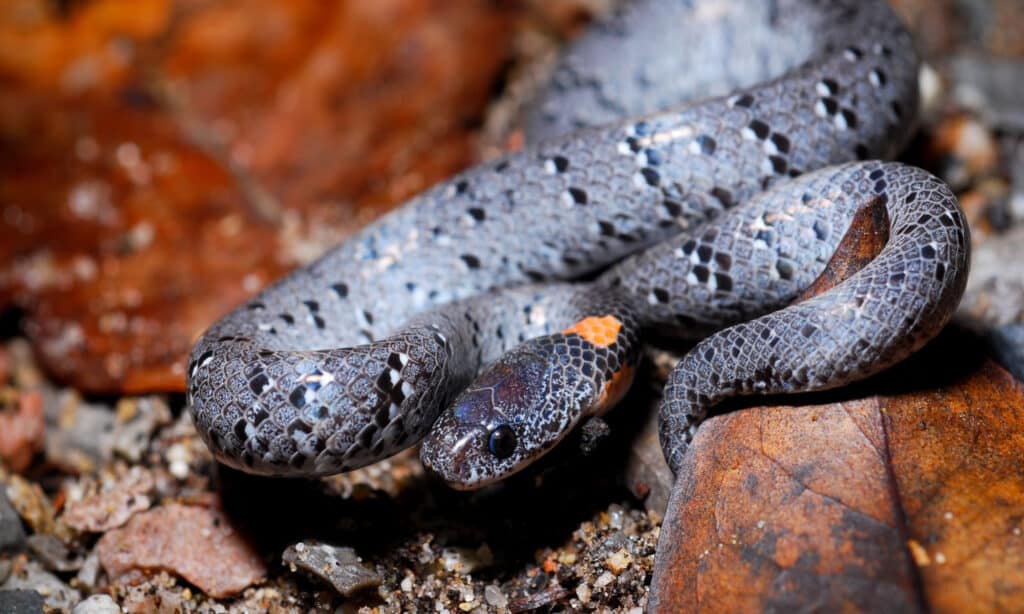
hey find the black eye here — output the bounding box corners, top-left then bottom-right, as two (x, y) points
(487, 424), (516, 459)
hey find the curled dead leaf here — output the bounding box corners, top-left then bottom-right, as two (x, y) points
(649, 335), (1024, 612)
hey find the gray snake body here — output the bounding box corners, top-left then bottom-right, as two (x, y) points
(187, 0), (969, 484)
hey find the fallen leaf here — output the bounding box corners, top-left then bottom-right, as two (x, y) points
(0, 0), (521, 393)
(649, 334), (1024, 612)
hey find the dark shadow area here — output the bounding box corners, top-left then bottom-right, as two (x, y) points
(0, 306), (24, 340)
(214, 358), (661, 581)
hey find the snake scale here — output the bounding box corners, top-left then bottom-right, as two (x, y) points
(187, 0), (969, 487)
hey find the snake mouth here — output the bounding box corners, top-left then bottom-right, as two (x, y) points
(419, 415), (491, 489)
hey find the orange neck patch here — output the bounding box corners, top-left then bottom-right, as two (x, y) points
(563, 315), (623, 348)
(594, 364), (635, 415)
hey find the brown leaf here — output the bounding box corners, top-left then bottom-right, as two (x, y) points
(795, 195), (889, 302)
(97, 502), (267, 598)
(649, 336), (1024, 612)
(0, 0), (521, 393)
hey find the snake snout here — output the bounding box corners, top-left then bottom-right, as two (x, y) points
(420, 411), (489, 489)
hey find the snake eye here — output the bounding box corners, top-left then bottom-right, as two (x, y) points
(487, 424), (516, 459)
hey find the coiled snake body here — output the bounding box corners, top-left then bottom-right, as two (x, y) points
(187, 0), (969, 486)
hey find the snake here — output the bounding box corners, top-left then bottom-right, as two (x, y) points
(186, 0), (969, 487)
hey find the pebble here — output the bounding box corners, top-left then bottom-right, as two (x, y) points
(71, 594), (122, 614)
(960, 225), (1024, 327)
(26, 534), (83, 572)
(605, 547), (633, 574)
(575, 583), (592, 604)
(483, 584), (507, 607)
(98, 503), (266, 598)
(62, 468), (154, 533)
(0, 589), (45, 614)
(0, 392), (45, 473)
(596, 532), (628, 560)
(949, 54), (1024, 127)
(594, 571), (615, 588)
(43, 392), (115, 473)
(282, 541), (381, 597)
(0, 559), (81, 611)
(440, 544), (493, 574)
(164, 443), (191, 480)
(608, 503), (625, 530)
(0, 487), (26, 554)
(75, 549), (101, 589)
(988, 323), (1024, 382)
(111, 397), (171, 463)
(3, 476), (54, 536)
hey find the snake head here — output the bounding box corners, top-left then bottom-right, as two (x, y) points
(421, 337), (593, 490)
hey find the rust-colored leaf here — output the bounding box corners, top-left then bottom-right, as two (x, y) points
(795, 195), (889, 302)
(885, 358), (1024, 611)
(649, 337), (1024, 612)
(0, 0), (521, 393)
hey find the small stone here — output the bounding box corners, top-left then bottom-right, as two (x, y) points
(0, 559), (81, 611)
(72, 594), (121, 614)
(0, 488), (26, 554)
(165, 443), (191, 480)
(63, 468), (154, 533)
(26, 535), (83, 572)
(120, 577), (185, 612)
(43, 392), (115, 473)
(98, 503), (266, 598)
(596, 532), (628, 560)
(0, 392), (45, 473)
(75, 550), (101, 589)
(605, 548), (633, 574)
(0, 589), (45, 614)
(112, 397), (171, 463)
(440, 545), (492, 574)
(608, 504), (625, 530)
(400, 574), (414, 592)
(930, 113), (999, 190)
(483, 584), (507, 607)
(575, 583), (592, 604)
(556, 550), (577, 565)
(594, 571), (615, 588)
(4, 476), (54, 535)
(282, 541), (381, 597)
